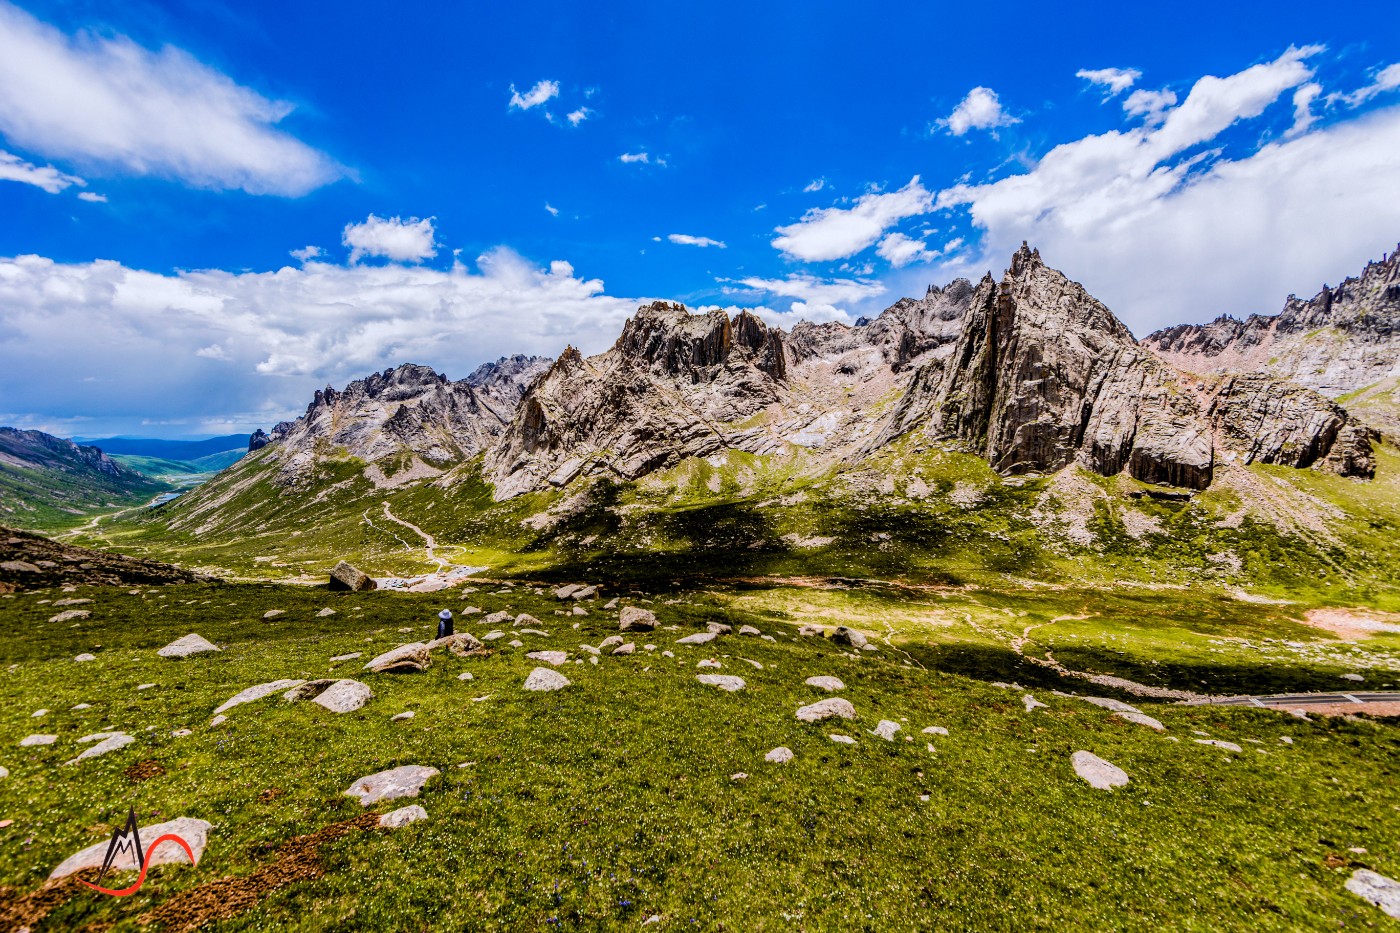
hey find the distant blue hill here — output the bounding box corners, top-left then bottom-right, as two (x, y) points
(74, 434), (250, 460)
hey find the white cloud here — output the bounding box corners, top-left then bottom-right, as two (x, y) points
(545, 202), (559, 216)
(342, 215), (437, 264)
(0, 148), (84, 192)
(1286, 83), (1322, 137)
(0, 1), (342, 196)
(930, 47), (1400, 333)
(875, 233), (932, 267)
(76, 190), (106, 202)
(940, 87), (1018, 136)
(290, 245), (323, 262)
(667, 234), (726, 248)
(0, 247), (639, 434)
(1123, 88), (1178, 124)
(619, 152), (650, 164)
(508, 79), (559, 110)
(727, 273), (885, 307)
(1333, 62), (1400, 107)
(1077, 67), (1142, 96)
(803, 177), (826, 193)
(771, 176), (933, 262)
(566, 107), (591, 126)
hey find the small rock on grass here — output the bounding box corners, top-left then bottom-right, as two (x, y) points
(523, 667), (570, 692)
(1023, 694), (1047, 711)
(1194, 739), (1243, 753)
(345, 765), (439, 805)
(526, 650), (569, 666)
(1347, 869), (1400, 919)
(457, 672), (474, 681)
(765, 746), (794, 763)
(697, 658), (721, 669)
(263, 609), (285, 619)
(612, 643), (635, 656)
(870, 720), (901, 741)
(157, 634), (220, 658)
(796, 698), (856, 722)
(696, 674), (745, 692)
(829, 734), (857, 745)
(1071, 751), (1129, 790)
(363, 643), (431, 674)
(676, 632), (717, 646)
(74, 653), (96, 662)
(805, 676), (844, 692)
(1115, 711), (1165, 731)
(49, 610), (90, 623)
(739, 625), (761, 636)
(171, 729), (192, 737)
(312, 680), (373, 713)
(215, 679), (306, 714)
(210, 715), (228, 727)
(391, 711), (415, 722)
(831, 626), (867, 648)
(330, 652), (363, 663)
(317, 608), (337, 617)
(619, 607), (659, 632)
(378, 804), (428, 829)
(731, 772), (748, 781)
(66, 733), (134, 764)
(922, 726), (949, 736)
(20, 734), (56, 746)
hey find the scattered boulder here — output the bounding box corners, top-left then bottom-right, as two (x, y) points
(1194, 739), (1243, 753)
(572, 585), (598, 600)
(697, 659), (722, 669)
(552, 584), (581, 599)
(329, 560), (377, 591)
(428, 632), (485, 655)
(53, 598), (92, 606)
(345, 765), (439, 805)
(676, 632), (717, 646)
(805, 676), (845, 692)
(210, 715), (227, 727)
(831, 627), (867, 648)
(157, 633), (219, 658)
(798, 625), (824, 637)
(612, 642), (636, 656)
(516, 613), (544, 627)
(739, 625), (761, 636)
(49, 609), (90, 623)
(214, 679), (306, 714)
(871, 720), (901, 741)
(1347, 869), (1400, 919)
(1341, 673), (1365, 682)
(263, 610), (285, 619)
(523, 667), (571, 691)
(603, 598), (619, 609)
(484, 630), (506, 641)
(66, 733), (134, 764)
(1071, 751), (1129, 790)
(391, 711), (415, 722)
(922, 726), (949, 736)
(313, 679), (373, 713)
(579, 644), (601, 656)
(49, 817), (213, 880)
(457, 672), (474, 681)
(696, 674), (746, 692)
(619, 607), (657, 632)
(1072, 695), (1142, 714)
(379, 804), (428, 829)
(282, 679), (336, 702)
(1115, 711), (1165, 731)
(829, 734), (857, 745)
(1023, 694), (1048, 712)
(484, 611), (513, 625)
(527, 650), (570, 666)
(330, 652), (363, 663)
(20, 734), (56, 746)
(74, 653), (96, 662)
(765, 746), (794, 764)
(364, 643), (431, 674)
(706, 622), (733, 635)
(171, 729), (192, 737)
(317, 608), (337, 618)
(600, 635), (624, 648)
(796, 698), (856, 723)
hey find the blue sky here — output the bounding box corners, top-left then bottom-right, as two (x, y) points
(1, 0), (1398, 437)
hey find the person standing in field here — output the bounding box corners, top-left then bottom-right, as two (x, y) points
(437, 608), (453, 639)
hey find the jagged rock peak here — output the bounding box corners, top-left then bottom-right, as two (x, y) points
(614, 302), (786, 381)
(247, 429), (270, 452)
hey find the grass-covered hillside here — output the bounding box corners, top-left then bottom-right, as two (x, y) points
(1, 580), (1397, 930)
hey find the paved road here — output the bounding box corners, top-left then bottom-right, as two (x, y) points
(1186, 691), (1400, 708)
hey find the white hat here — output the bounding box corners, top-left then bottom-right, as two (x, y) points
(438, 609), (452, 619)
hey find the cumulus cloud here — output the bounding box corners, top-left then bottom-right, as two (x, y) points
(619, 151), (650, 163)
(1123, 88), (1178, 124)
(1077, 67), (1141, 96)
(0, 248), (640, 434)
(0, 148), (84, 193)
(875, 233), (930, 267)
(508, 79), (559, 110)
(545, 203), (559, 216)
(667, 234), (726, 248)
(803, 178), (826, 193)
(1286, 83), (1322, 137)
(1333, 62), (1400, 107)
(931, 46), (1400, 332)
(290, 245), (323, 262)
(772, 177), (933, 262)
(77, 191), (106, 202)
(940, 87), (1018, 136)
(566, 107), (591, 126)
(726, 273), (885, 307)
(0, 1), (342, 196)
(341, 215), (437, 264)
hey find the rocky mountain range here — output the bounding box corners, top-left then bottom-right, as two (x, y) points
(1143, 244), (1400, 441)
(225, 245), (1384, 507)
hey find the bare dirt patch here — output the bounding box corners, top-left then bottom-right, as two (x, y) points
(1301, 608), (1400, 641)
(124, 759), (167, 783)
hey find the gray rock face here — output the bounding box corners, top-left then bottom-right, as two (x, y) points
(1347, 869), (1400, 919)
(364, 643), (431, 674)
(878, 244), (1373, 489)
(50, 817), (213, 880)
(157, 633), (220, 658)
(1071, 751), (1129, 789)
(483, 304), (790, 499)
(831, 627), (867, 648)
(345, 765), (439, 805)
(796, 698), (856, 722)
(329, 560), (377, 592)
(523, 667), (570, 691)
(619, 607), (657, 632)
(283, 679), (336, 702)
(676, 632), (717, 646)
(805, 676), (845, 692)
(696, 674), (746, 692)
(1144, 245), (1400, 440)
(379, 804), (428, 829)
(313, 679), (373, 712)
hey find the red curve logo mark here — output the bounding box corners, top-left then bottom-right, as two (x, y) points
(78, 833), (197, 897)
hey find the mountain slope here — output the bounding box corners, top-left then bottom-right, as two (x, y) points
(1143, 244), (1400, 440)
(0, 428), (170, 529)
